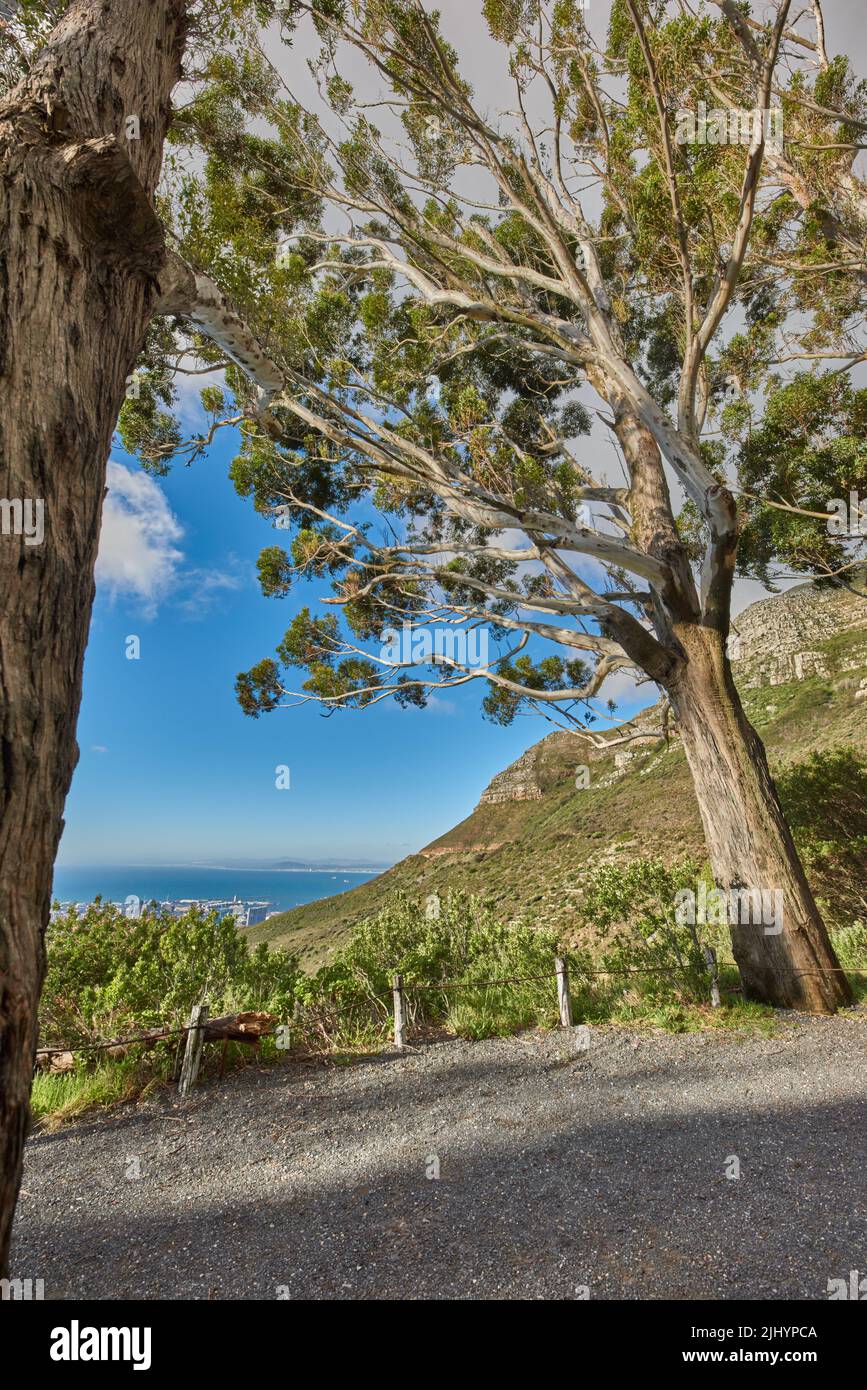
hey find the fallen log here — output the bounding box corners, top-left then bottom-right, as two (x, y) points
(34, 1050), (75, 1074)
(201, 1011), (277, 1044)
(34, 1012), (278, 1069)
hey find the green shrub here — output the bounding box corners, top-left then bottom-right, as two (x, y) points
(575, 858), (715, 1010)
(41, 901), (301, 1048)
(778, 750), (867, 933)
(45, 846), (836, 1131)
(830, 919), (867, 969)
(298, 890), (562, 1045)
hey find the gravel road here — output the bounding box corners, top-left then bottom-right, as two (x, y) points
(11, 1016), (867, 1300)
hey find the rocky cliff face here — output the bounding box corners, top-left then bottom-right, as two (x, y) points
(730, 583), (867, 688)
(477, 583), (866, 807)
(478, 743), (546, 805)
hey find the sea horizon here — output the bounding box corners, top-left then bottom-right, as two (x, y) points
(51, 864), (379, 914)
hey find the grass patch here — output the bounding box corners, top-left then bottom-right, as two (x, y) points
(604, 1000), (780, 1037)
(31, 1053), (172, 1131)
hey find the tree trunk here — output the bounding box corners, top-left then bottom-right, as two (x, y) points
(668, 624), (852, 1013)
(0, 0), (187, 1276)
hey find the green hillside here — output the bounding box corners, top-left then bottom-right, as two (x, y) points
(248, 592), (867, 968)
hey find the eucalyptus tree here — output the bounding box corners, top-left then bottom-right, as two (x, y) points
(0, 0), (187, 1275)
(0, 0), (279, 1274)
(0, 0), (860, 1279)
(143, 0), (867, 1017)
(701, 0), (867, 590)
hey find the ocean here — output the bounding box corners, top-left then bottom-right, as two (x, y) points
(51, 865), (377, 914)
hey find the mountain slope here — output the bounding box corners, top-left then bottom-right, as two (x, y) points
(249, 585), (867, 966)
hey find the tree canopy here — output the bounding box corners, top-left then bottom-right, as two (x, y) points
(104, 0), (867, 740)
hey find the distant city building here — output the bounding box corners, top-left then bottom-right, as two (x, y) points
(51, 896), (273, 925)
(242, 903), (270, 927)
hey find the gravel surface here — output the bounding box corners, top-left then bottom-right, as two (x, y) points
(11, 1016), (867, 1300)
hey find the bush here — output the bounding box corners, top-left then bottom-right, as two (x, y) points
(574, 858), (716, 1014)
(777, 749), (867, 933)
(830, 920), (867, 969)
(298, 890), (563, 1045)
(48, 848), (845, 1130)
(41, 900), (301, 1048)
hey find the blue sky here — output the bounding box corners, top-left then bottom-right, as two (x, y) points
(57, 417), (656, 869)
(56, 0), (864, 872)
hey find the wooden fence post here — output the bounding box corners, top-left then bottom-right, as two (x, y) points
(392, 974), (406, 1050)
(555, 957), (573, 1027)
(179, 1003), (208, 1096)
(704, 947), (721, 1008)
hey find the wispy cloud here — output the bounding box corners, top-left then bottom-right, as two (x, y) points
(424, 693), (458, 715)
(598, 665), (653, 708)
(177, 558), (250, 619)
(97, 462), (250, 618)
(173, 366), (230, 431)
(96, 462), (184, 615)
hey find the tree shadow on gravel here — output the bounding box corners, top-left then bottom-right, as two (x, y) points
(11, 1035), (867, 1301)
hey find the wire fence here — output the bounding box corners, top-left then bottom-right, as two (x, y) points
(34, 955), (867, 1088)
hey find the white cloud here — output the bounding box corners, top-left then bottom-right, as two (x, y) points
(96, 462), (184, 613)
(173, 365), (229, 430)
(96, 462), (248, 619)
(423, 693), (457, 714)
(177, 558), (249, 618)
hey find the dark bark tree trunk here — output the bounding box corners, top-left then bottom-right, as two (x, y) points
(0, 0), (187, 1276)
(613, 410), (850, 1014)
(668, 624), (852, 1013)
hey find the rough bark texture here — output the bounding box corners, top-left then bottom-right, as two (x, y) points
(0, 0), (187, 1276)
(604, 416), (849, 1014)
(668, 625), (852, 1013)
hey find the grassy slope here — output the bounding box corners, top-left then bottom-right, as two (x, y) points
(248, 621), (867, 968)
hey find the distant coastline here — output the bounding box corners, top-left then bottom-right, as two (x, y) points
(51, 865), (381, 916)
(56, 860), (391, 874)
